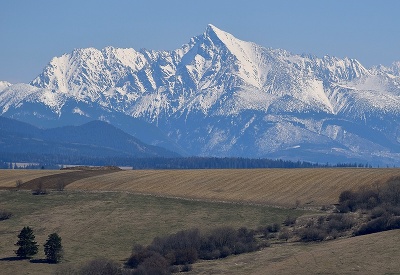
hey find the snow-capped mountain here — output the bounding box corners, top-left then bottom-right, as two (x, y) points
(1, 24), (400, 165)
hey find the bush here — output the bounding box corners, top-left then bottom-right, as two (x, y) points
(298, 227), (327, 242)
(0, 210), (12, 221)
(267, 223), (281, 233)
(355, 214), (400, 236)
(326, 214), (355, 233)
(16, 179), (23, 190)
(79, 258), (125, 275)
(284, 215), (297, 226)
(127, 244), (156, 268)
(278, 228), (291, 241)
(381, 177), (400, 205)
(127, 226), (259, 272)
(181, 264), (192, 272)
(138, 253), (169, 273)
(338, 178), (400, 214)
(32, 182), (48, 195)
(370, 206), (386, 219)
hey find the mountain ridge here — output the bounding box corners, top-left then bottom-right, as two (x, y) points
(1, 24), (399, 165)
(0, 116), (179, 162)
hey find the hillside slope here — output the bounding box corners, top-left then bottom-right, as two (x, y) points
(190, 229), (400, 275)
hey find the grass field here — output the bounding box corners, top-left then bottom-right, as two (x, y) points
(189, 229), (400, 275)
(1, 168), (400, 274)
(0, 190), (306, 275)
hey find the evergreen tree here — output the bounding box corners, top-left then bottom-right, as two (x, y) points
(44, 233), (63, 263)
(15, 226), (38, 258)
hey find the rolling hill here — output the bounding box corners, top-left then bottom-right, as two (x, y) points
(0, 116), (179, 163)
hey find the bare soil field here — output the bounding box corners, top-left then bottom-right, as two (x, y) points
(66, 168), (400, 207)
(0, 170), (71, 189)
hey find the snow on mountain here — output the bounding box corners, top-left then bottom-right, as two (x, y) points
(0, 81), (12, 92)
(1, 25), (400, 165)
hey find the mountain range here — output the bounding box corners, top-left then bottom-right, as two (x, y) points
(1, 24), (399, 165)
(0, 116), (178, 163)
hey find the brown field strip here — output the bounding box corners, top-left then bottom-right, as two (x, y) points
(0, 170), (71, 189)
(66, 168), (400, 207)
(19, 169), (121, 190)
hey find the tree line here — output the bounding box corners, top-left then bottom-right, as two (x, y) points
(0, 156), (381, 170)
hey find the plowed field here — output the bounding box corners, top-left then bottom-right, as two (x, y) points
(66, 168), (400, 207)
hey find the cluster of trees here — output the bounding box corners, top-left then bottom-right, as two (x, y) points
(126, 226), (258, 274)
(279, 177), (400, 243)
(15, 227), (63, 263)
(337, 176), (400, 235)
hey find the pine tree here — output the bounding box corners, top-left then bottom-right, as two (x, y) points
(44, 233), (63, 263)
(15, 226), (38, 258)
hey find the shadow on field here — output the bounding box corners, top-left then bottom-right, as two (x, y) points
(30, 259), (49, 264)
(0, 256), (25, 261)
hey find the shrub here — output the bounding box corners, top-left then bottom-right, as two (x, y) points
(356, 215), (390, 235)
(127, 226), (258, 272)
(149, 228), (200, 265)
(181, 264), (192, 272)
(32, 182), (48, 195)
(278, 228), (291, 241)
(284, 215), (297, 226)
(298, 227), (327, 242)
(138, 253), (169, 272)
(370, 206), (386, 219)
(0, 210), (12, 221)
(326, 214), (355, 233)
(127, 244), (156, 268)
(381, 177), (400, 205)
(339, 178), (400, 214)
(384, 205), (400, 216)
(16, 179), (23, 190)
(79, 258), (124, 275)
(168, 265), (180, 273)
(355, 215), (400, 236)
(267, 223), (281, 233)
(339, 190), (357, 204)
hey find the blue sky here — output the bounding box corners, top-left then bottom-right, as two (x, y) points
(1, 0), (399, 83)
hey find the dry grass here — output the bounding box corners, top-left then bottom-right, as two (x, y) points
(189, 229), (400, 275)
(66, 168), (400, 207)
(0, 190), (304, 275)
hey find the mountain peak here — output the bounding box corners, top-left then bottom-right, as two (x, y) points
(204, 24), (238, 45)
(205, 24), (224, 35)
